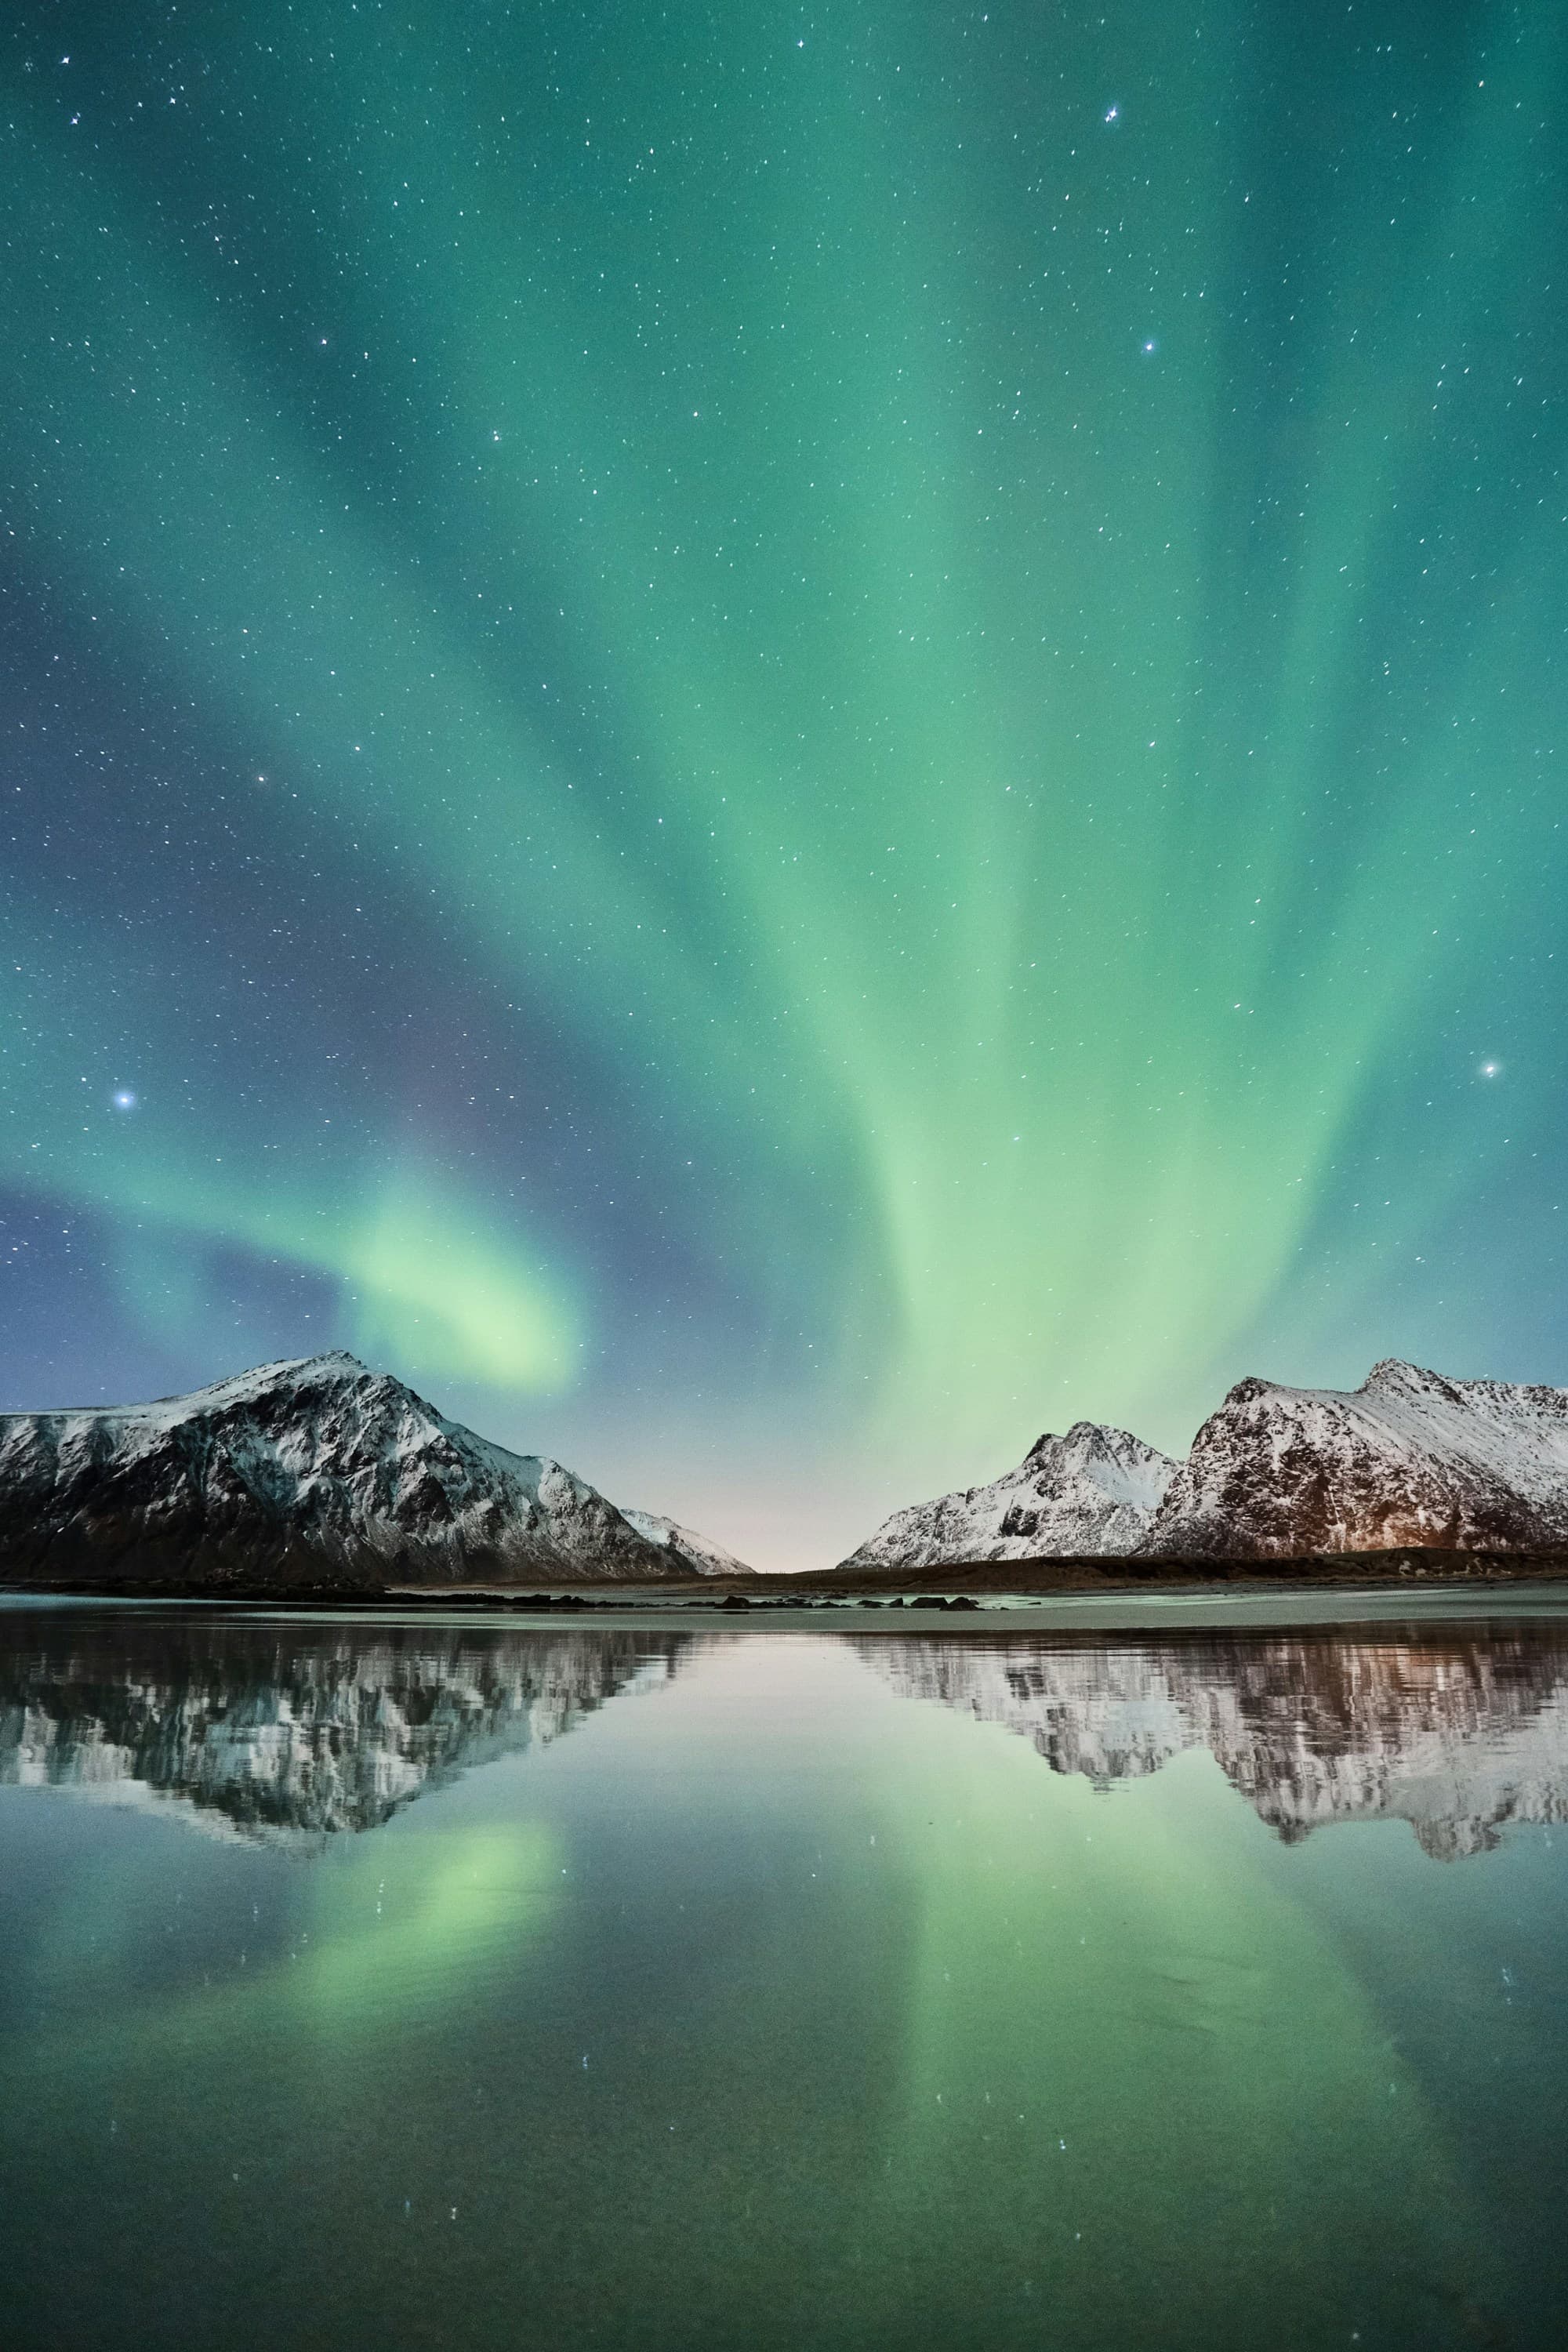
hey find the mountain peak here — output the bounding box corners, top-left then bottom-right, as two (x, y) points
(840, 1419), (1178, 1572)
(1363, 1357), (1440, 1392)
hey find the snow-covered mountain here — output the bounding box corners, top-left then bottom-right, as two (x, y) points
(0, 1353), (728, 1588)
(619, 1509), (753, 1578)
(1145, 1359), (1568, 1559)
(837, 1421), (1179, 1572)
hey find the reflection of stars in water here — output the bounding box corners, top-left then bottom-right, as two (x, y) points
(112, 1089), (137, 1111)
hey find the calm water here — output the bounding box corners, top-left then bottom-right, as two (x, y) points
(3, 1596), (1568, 2350)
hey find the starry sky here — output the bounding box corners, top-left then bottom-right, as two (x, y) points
(3, 1), (1566, 1568)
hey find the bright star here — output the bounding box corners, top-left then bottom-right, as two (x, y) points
(1142, 339), (1157, 355)
(1479, 1060), (1502, 1079)
(112, 1089), (137, 1111)
(1104, 104), (1120, 124)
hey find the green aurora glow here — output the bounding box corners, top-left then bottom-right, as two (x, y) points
(2, 2), (1566, 1562)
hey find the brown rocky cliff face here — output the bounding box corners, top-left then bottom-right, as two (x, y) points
(1144, 1360), (1568, 1560)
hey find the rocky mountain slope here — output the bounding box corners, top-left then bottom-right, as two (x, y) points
(620, 1509), (753, 1578)
(837, 1421), (1178, 1572)
(1145, 1359), (1568, 1559)
(0, 1353), (734, 1588)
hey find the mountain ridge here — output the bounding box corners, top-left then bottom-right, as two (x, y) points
(835, 1359), (1568, 1574)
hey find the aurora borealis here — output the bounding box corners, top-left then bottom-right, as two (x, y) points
(2, 2), (1566, 1566)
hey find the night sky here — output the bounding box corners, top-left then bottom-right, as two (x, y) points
(3, 2), (1566, 1568)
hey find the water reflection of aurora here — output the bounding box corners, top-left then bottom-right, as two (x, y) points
(4, 1616), (1559, 2346)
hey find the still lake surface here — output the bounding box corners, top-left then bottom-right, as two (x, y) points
(3, 1592), (1567, 2350)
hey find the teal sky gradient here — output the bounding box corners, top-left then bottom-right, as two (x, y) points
(3, 2), (1566, 1564)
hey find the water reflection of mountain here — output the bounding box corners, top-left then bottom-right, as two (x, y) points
(9, 1612), (1568, 1861)
(858, 1624), (1568, 1859)
(0, 1613), (691, 1846)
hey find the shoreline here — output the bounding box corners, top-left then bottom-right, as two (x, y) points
(4, 1545), (1568, 1613)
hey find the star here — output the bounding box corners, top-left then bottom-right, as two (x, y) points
(112, 1089), (137, 1112)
